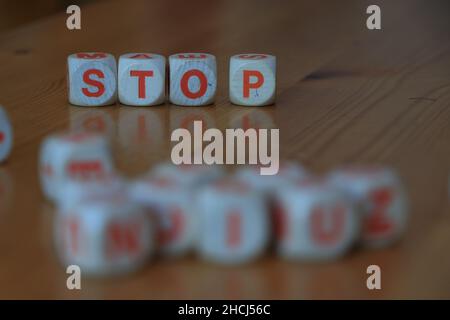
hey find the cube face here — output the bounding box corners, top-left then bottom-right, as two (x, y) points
(67, 52), (117, 106)
(55, 201), (153, 276)
(0, 106), (13, 163)
(197, 180), (269, 264)
(152, 162), (224, 187)
(54, 174), (125, 211)
(229, 54), (276, 106)
(169, 53), (217, 106)
(274, 182), (359, 260)
(39, 132), (115, 201)
(130, 176), (198, 256)
(118, 53), (166, 106)
(328, 166), (408, 248)
(235, 161), (310, 194)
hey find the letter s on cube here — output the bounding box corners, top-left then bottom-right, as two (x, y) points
(229, 54), (276, 106)
(169, 53), (217, 106)
(67, 52), (117, 106)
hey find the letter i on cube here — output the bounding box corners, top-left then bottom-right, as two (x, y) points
(328, 166), (408, 248)
(0, 106), (13, 163)
(67, 52), (117, 106)
(197, 179), (269, 264)
(118, 53), (166, 106)
(169, 53), (217, 106)
(229, 54), (276, 106)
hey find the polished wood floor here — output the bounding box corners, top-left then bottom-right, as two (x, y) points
(0, 0), (449, 299)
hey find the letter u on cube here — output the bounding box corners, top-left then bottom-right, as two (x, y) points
(67, 52), (276, 107)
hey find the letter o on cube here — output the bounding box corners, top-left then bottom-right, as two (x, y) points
(169, 53), (217, 106)
(0, 106), (13, 163)
(118, 53), (166, 106)
(273, 179), (360, 261)
(328, 166), (408, 248)
(54, 198), (153, 276)
(229, 54), (276, 106)
(67, 52), (117, 106)
(196, 179), (269, 264)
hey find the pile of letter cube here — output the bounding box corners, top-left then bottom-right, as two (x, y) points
(39, 131), (408, 277)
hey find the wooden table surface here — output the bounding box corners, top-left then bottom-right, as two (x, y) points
(0, 0), (449, 299)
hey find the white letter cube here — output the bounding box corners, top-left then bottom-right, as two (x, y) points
(196, 179), (269, 264)
(273, 179), (360, 260)
(229, 54), (276, 106)
(118, 53), (166, 106)
(169, 53), (217, 106)
(328, 166), (408, 248)
(67, 52), (117, 106)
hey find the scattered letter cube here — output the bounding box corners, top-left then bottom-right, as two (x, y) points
(169, 53), (217, 106)
(229, 54), (276, 106)
(130, 175), (198, 257)
(273, 179), (360, 260)
(328, 166), (408, 248)
(197, 179), (269, 264)
(0, 106), (13, 163)
(39, 132), (115, 201)
(67, 52), (117, 106)
(118, 53), (166, 106)
(54, 197), (153, 276)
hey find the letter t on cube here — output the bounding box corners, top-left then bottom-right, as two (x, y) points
(118, 53), (166, 106)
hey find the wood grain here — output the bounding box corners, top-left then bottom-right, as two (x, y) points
(0, 0), (449, 299)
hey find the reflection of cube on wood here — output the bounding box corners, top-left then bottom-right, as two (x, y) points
(229, 54), (276, 106)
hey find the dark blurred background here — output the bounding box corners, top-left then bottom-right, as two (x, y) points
(0, 0), (92, 32)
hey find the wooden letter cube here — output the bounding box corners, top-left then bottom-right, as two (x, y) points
(118, 53), (166, 106)
(130, 175), (198, 257)
(54, 198), (153, 276)
(328, 166), (408, 248)
(67, 52), (117, 106)
(0, 106), (13, 163)
(196, 179), (269, 264)
(39, 132), (115, 201)
(169, 53), (217, 106)
(273, 179), (360, 261)
(229, 54), (276, 106)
